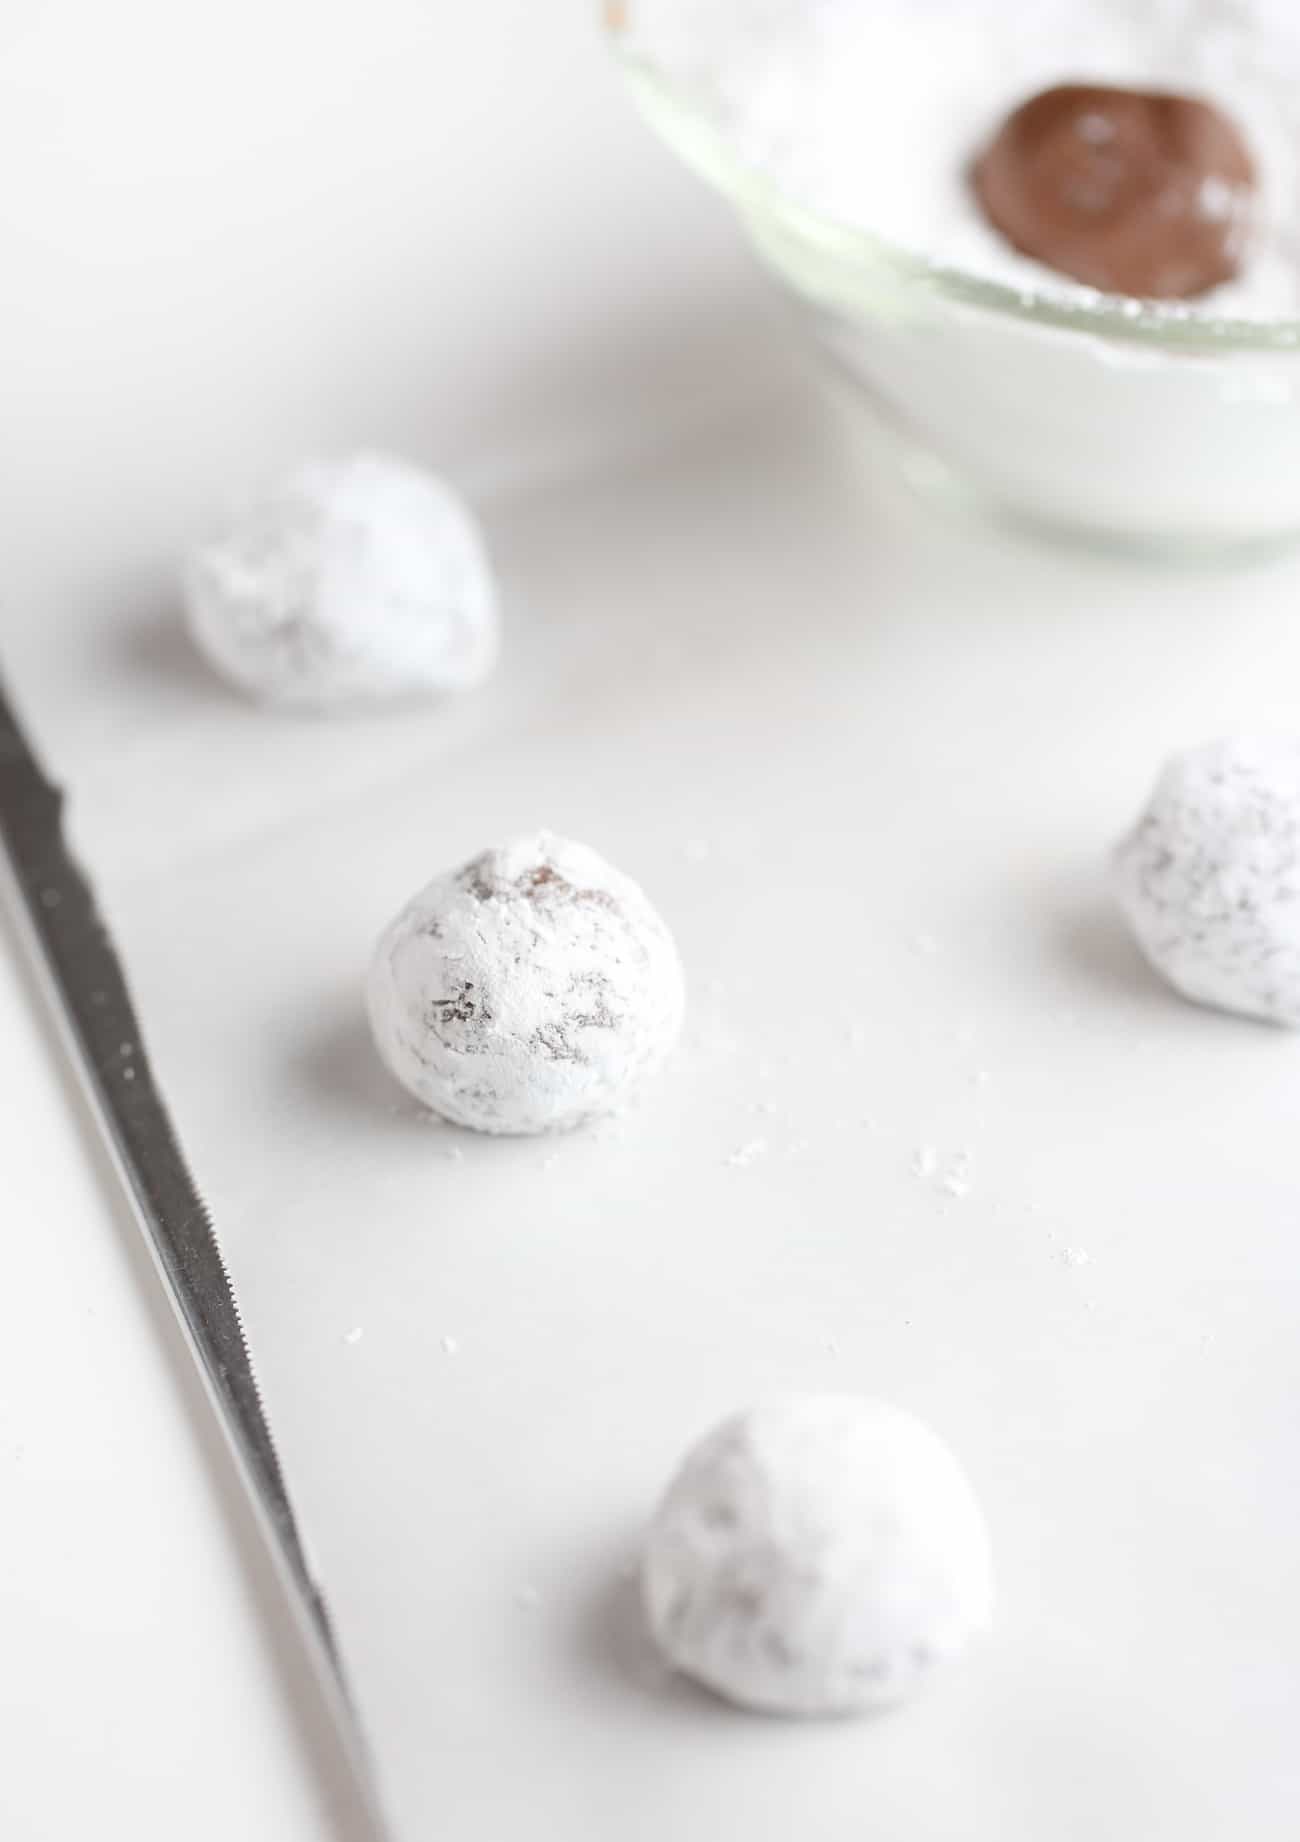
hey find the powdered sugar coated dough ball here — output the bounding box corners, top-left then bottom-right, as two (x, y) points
(184, 452), (498, 708)
(643, 1395), (992, 1717)
(1113, 737), (1300, 1027)
(367, 833), (685, 1135)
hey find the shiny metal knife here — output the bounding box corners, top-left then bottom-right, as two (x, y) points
(0, 670), (392, 1840)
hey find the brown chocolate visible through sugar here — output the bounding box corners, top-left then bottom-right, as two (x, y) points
(971, 82), (1256, 299)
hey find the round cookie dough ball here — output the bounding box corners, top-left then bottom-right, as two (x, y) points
(643, 1395), (992, 1717)
(1113, 737), (1300, 1026)
(367, 832), (685, 1135)
(972, 83), (1255, 299)
(184, 452), (498, 708)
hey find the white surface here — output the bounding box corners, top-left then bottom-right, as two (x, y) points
(4, 5), (1300, 1842)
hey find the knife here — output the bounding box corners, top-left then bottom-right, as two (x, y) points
(0, 669), (391, 1841)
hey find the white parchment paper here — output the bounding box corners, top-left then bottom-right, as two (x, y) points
(21, 392), (1300, 1840)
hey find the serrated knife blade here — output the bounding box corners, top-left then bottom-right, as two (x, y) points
(0, 669), (392, 1840)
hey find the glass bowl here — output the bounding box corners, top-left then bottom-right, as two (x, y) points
(604, 0), (1300, 557)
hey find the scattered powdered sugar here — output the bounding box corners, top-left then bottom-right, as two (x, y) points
(728, 1138), (768, 1167)
(342, 1326), (364, 1346)
(1063, 1246), (1092, 1268)
(940, 1150), (973, 1199)
(632, 0), (1300, 317)
(912, 1145), (973, 1197)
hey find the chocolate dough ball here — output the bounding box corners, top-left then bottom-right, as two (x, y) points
(184, 452), (499, 709)
(971, 83), (1255, 299)
(1113, 738), (1300, 1028)
(642, 1395), (993, 1716)
(367, 833), (685, 1134)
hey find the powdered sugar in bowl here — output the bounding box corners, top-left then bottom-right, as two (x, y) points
(606, 0), (1300, 555)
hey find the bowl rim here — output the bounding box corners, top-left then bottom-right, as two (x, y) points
(609, 39), (1300, 355)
